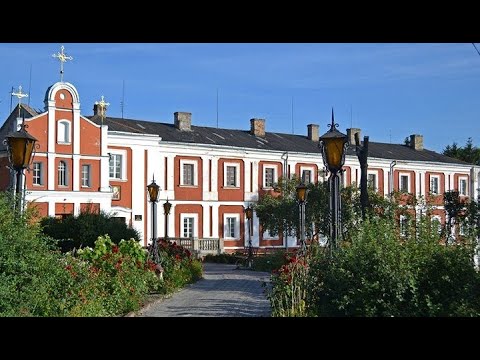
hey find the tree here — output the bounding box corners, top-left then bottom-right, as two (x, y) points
(443, 138), (480, 165)
(40, 208), (140, 252)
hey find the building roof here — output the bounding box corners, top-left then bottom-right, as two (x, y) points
(86, 114), (472, 167)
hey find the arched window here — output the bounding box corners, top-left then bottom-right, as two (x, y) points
(58, 161), (67, 186)
(57, 120), (71, 144)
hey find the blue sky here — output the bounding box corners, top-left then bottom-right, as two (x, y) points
(1, 43), (479, 153)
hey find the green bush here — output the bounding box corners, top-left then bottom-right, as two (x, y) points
(75, 235), (160, 316)
(154, 240), (203, 293)
(203, 253), (238, 264)
(40, 209), (140, 252)
(266, 216), (480, 317)
(0, 192), (73, 316)
(252, 251), (288, 272)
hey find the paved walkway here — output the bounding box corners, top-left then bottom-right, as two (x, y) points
(136, 263), (271, 317)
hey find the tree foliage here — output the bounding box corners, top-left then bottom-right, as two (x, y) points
(443, 137), (480, 165)
(40, 208), (140, 252)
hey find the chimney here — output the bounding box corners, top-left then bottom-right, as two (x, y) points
(307, 124), (319, 142)
(347, 128), (361, 145)
(410, 134), (423, 150)
(174, 112), (192, 131)
(250, 118), (265, 137)
(93, 103), (106, 117)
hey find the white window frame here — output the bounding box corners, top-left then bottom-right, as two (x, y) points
(180, 159), (198, 187)
(432, 215), (442, 235)
(367, 171), (378, 192)
(108, 149), (127, 180)
(459, 176), (468, 196)
(300, 166), (315, 184)
(33, 162), (43, 186)
(81, 164), (91, 188)
(58, 160), (67, 187)
(399, 173), (411, 193)
(57, 120), (71, 144)
(430, 175), (440, 195)
(399, 215), (408, 237)
(223, 213), (240, 240)
(224, 162), (240, 188)
(262, 226), (278, 240)
(180, 213), (198, 238)
(263, 165), (277, 189)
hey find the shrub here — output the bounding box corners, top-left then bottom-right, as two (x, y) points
(154, 240), (203, 293)
(203, 253), (238, 264)
(75, 235), (160, 315)
(266, 216), (480, 317)
(40, 210), (140, 252)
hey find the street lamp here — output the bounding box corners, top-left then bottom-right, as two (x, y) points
(147, 176), (160, 264)
(163, 199), (171, 240)
(245, 204), (254, 269)
(296, 182), (308, 255)
(4, 121), (38, 214)
(319, 108), (348, 251)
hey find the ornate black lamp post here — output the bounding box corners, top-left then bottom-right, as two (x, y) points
(163, 199), (171, 240)
(147, 177), (160, 264)
(296, 182), (308, 255)
(4, 122), (38, 214)
(319, 108), (348, 251)
(245, 205), (254, 269)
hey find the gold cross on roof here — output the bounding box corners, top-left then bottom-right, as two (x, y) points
(95, 95), (110, 109)
(52, 45), (73, 82)
(12, 85), (28, 117)
(95, 95), (110, 120)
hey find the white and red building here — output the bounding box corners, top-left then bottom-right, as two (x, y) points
(1, 80), (479, 251)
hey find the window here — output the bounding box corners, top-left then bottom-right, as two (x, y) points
(183, 217), (194, 238)
(432, 216), (442, 235)
(400, 215), (408, 237)
(368, 173), (377, 191)
(302, 169), (312, 184)
(225, 165), (237, 187)
(223, 214), (240, 239)
(264, 167), (275, 188)
(57, 120), (70, 143)
(109, 154), (122, 179)
(183, 163), (194, 185)
(430, 175), (439, 195)
(459, 177), (468, 196)
(179, 159), (198, 186)
(81, 164), (91, 187)
(226, 217), (236, 238)
(58, 161), (67, 186)
(33, 162), (42, 185)
(400, 174), (409, 193)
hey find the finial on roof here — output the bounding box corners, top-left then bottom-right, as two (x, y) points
(12, 85), (28, 118)
(52, 45), (73, 82)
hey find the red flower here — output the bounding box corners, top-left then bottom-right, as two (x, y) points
(112, 245), (119, 253)
(65, 265), (72, 271)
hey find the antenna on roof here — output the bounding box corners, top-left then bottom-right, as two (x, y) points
(121, 80), (125, 119)
(291, 96), (294, 134)
(389, 130), (392, 143)
(28, 64), (32, 106)
(216, 88), (219, 128)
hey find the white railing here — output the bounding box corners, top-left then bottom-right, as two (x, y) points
(160, 237), (223, 257)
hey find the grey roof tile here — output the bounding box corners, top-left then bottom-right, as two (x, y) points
(88, 115), (471, 166)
